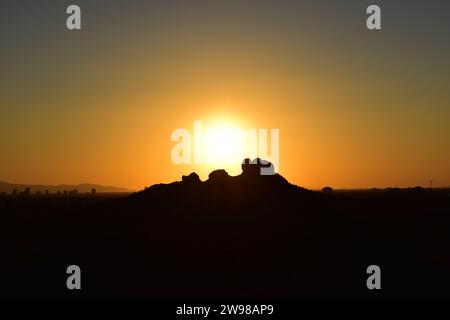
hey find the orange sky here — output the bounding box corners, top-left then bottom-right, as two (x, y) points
(1, 1), (449, 190)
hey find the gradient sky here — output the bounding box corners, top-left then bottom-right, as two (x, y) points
(1, 0), (449, 190)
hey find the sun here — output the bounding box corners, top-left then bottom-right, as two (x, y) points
(202, 121), (246, 173)
(204, 127), (237, 162)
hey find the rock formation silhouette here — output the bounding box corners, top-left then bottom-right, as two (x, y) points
(182, 172), (201, 184)
(207, 169), (230, 183)
(241, 158), (274, 176)
(132, 158), (309, 203)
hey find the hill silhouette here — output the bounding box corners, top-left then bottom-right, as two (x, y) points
(1, 158), (450, 299)
(130, 158), (314, 204)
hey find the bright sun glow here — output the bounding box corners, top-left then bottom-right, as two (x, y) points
(198, 116), (258, 176)
(203, 123), (244, 168)
(170, 116), (279, 177)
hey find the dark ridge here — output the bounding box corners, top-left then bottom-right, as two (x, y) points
(1, 159), (450, 299)
(131, 158), (312, 199)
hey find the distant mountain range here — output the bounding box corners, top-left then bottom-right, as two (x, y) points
(0, 181), (133, 194)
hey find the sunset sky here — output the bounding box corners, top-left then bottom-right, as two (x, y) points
(1, 0), (449, 190)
